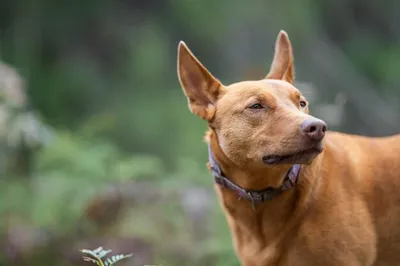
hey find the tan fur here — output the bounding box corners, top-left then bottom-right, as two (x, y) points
(177, 30), (400, 265)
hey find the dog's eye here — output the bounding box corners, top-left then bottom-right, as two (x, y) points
(248, 103), (264, 110)
(299, 100), (307, 108)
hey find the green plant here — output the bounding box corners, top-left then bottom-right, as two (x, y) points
(80, 246), (133, 266)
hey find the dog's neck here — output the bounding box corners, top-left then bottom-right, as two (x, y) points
(208, 132), (296, 190)
(208, 131), (321, 262)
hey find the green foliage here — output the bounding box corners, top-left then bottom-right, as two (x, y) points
(80, 247), (133, 266)
(36, 131), (165, 181)
(29, 130), (168, 230)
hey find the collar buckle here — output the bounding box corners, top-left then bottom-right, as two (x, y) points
(247, 192), (257, 210)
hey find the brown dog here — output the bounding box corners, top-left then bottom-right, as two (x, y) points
(177, 30), (400, 265)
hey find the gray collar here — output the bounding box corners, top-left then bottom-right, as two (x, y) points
(208, 144), (301, 208)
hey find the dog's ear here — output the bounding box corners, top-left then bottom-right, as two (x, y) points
(177, 41), (226, 120)
(266, 30), (295, 84)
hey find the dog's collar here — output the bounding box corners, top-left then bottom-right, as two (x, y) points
(208, 144), (301, 208)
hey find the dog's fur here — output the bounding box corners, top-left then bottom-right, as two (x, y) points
(177, 31), (400, 265)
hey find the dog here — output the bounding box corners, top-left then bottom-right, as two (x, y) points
(177, 30), (400, 265)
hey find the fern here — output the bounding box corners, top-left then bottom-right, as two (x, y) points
(80, 246), (133, 266)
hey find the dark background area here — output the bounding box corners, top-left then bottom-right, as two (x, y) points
(1, 1), (400, 265)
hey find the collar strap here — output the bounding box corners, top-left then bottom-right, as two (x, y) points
(208, 144), (301, 206)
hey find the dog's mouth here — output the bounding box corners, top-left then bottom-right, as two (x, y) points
(262, 144), (323, 165)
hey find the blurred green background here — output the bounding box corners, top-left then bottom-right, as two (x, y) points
(1, 1), (400, 265)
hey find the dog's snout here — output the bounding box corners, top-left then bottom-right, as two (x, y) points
(300, 118), (327, 141)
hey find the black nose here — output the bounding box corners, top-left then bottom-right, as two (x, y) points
(300, 118), (327, 141)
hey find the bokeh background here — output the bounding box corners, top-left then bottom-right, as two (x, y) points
(1, 1), (400, 265)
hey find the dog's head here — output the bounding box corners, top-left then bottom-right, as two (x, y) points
(177, 31), (326, 168)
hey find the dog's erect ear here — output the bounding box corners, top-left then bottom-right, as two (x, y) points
(177, 41), (226, 120)
(266, 30), (295, 84)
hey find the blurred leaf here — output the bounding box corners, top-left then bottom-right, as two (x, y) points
(112, 155), (165, 181)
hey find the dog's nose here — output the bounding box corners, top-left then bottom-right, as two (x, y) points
(300, 118), (327, 141)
